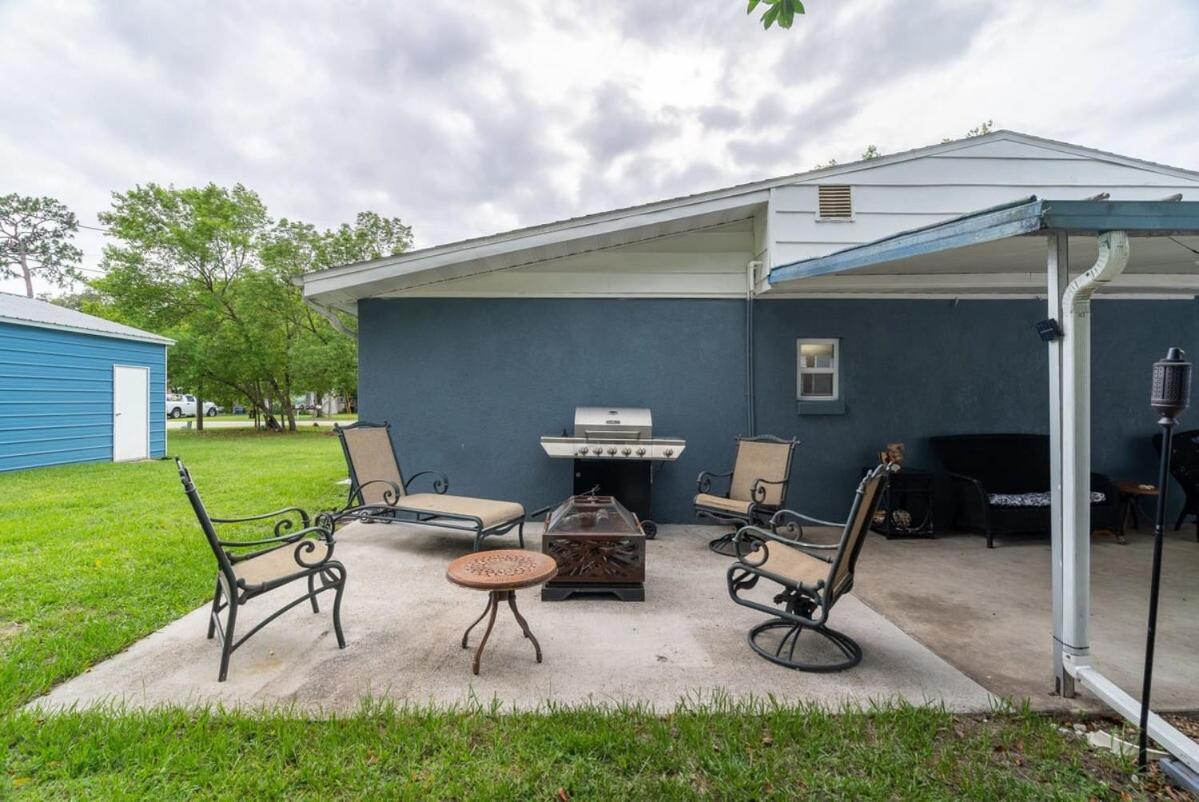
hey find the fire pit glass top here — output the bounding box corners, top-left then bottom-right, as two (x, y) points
(546, 494), (641, 535)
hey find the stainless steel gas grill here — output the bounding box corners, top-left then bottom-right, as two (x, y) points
(539, 407), (686, 538)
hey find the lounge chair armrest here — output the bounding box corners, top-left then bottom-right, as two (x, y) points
(346, 479), (404, 507)
(750, 477), (787, 504)
(404, 470), (449, 494)
(226, 528), (337, 572)
(731, 524), (835, 566)
(220, 524), (335, 551)
(697, 469), (734, 495)
(768, 508), (846, 531)
(211, 506), (312, 536)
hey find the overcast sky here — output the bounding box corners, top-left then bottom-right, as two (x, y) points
(2, 0), (1198, 296)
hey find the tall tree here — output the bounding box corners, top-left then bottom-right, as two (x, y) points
(0, 194), (83, 297)
(96, 183), (270, 431)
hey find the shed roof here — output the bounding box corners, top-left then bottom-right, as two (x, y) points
(0, 293), (174, 346)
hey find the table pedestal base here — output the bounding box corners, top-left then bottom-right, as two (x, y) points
(461, 590), (542, 675)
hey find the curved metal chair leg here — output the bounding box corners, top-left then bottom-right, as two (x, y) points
(329, 566), (347, 649)
(471, 592), (501, 675)
(218, 601), (238, 682)
(207, 577), (222, 639)
(307, 573), (320, 613)
(517, 522), (526, 549)
(747, 617), (862, 673)
(506, 592), (542, 662)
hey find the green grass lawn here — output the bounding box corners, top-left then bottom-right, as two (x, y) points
(0, 430), (1153, 799)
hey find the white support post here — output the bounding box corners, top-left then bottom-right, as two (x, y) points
(1046, 234), (1071, 696)
(1059, 232), (1130, 678)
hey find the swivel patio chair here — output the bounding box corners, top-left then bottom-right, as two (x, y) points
(695, 435), (799, 556)
(725, 463), (891, 672)
(1153, 429), (1199, 540)
(176, 459), (347, 682)
(332, 421), (529, 551)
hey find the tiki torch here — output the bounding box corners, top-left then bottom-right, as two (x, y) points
(1139, 347), (1191, 769)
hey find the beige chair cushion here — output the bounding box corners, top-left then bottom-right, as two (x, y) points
(399, 493), (524, 529)
(341, 426), (406, 504)
(234, 541), (330, 586)
(694, 493), (753, 516)
(729, 439), (794, 507)
(756, 542), (829, 589)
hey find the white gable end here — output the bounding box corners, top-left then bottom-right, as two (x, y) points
(768, 135), (1199, 270)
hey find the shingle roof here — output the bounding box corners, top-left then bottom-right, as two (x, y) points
(0, 292), (173, 345)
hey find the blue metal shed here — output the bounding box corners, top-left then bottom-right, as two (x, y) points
(0, 292), (172, 472)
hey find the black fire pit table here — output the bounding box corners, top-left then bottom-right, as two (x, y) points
(540, 494), (646, 601)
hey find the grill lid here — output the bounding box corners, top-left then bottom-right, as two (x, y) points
(574, 406), (652, 440)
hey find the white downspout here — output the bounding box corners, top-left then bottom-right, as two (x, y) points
(1059, 230), (1129, 675)
(745, 260), (763, 436)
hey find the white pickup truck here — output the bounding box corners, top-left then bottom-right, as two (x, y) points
(165, 393), (220, 418)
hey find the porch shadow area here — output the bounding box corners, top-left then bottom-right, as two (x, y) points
(851, 527), (1199, 711)
(32, 522), (992, 715)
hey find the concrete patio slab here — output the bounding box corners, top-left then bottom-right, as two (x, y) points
(853, 527), (1199, 712)
(32, 523), (993, 715)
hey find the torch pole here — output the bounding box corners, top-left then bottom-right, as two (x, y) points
(1139, 418), (1175, 769)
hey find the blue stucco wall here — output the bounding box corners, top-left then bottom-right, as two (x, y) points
(358, 298), (1197, 524)
(0, 321), (167, 472)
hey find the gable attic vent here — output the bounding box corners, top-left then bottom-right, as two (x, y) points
(817, 185), (853, 220)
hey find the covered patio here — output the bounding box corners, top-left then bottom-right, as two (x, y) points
(769, 196), (1199, 771)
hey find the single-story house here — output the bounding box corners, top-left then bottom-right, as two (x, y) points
(300, 130), (1199, 526)
(0, 292), (172, 472)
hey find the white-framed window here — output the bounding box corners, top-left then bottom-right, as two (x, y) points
(797, 338), (839, 400)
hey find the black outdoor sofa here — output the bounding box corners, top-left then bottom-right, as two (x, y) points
(930, 434), (1117, 548)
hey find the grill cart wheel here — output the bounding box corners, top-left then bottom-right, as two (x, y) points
(641, 520), (657, 539)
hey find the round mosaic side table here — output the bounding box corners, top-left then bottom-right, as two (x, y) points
(446, 549), (557, 675)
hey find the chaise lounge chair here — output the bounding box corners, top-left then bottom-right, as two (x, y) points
(332, 421), (529, 551)
(725, 463), (890, 672)
(177, 459), (347, 682)
(695, 435), (799, 556)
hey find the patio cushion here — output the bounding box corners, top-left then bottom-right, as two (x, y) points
(694, 493), (753, 516)
(399, 493), (524, 528)
(729, 440), (793, 506)
(988, 490), (1106, 508)
(234, 541), (330, 586)
(756, 542), (829, 590)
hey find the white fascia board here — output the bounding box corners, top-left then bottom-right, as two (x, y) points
(759, 272), (1199, 294)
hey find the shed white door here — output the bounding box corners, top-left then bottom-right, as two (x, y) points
(113, 365), (149, 462)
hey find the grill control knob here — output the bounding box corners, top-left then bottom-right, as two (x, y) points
(664, 448), (675, 457)
(607, 447), (617, 456)
(589, 447), (600, 455)
(577, 447), (588, 456)
(622, 447), (632, 456)
(636, 447), (646, 456)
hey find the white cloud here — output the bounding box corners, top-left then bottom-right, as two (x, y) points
(2, 0), (1197, 296)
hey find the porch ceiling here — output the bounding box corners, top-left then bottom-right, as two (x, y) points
(767, 197), (1199, 296)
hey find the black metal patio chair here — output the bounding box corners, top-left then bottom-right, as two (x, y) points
(725, 463), (891, 672)
(176, 458), (347, 682)
(1153, 429), (1199, 540)
(695, 435), (799, 556)
(332, 421), (529, 551)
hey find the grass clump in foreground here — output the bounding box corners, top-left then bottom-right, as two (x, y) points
(0, 429), (347, 714)
(1, 699), (1143, 800)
